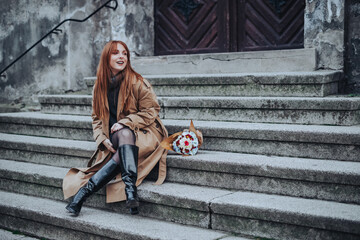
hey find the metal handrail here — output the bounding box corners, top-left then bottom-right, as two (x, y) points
(0, 0), (118, 78)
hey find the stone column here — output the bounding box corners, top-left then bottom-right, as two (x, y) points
(304, 0), (345, 70)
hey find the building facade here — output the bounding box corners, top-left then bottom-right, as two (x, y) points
(0, 0), (359, 107)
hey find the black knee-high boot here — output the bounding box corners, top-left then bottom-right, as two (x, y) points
(66, 159), (120, 216)
(118, 144), (139, 209)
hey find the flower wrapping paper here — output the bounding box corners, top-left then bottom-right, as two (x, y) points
(160, 120), (203, 156)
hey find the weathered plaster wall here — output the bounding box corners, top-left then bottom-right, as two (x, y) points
(0, 0), (68, 106)
(66, 0), (154, 91)
(67, 0), (111, 91)
(345, 0), (360, 94)
(110, 0), (154, 56)
(304, 0), (345, 70)
(0, 0), (154, 107)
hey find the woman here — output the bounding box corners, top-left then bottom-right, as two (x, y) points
(62, 40), (168, 216)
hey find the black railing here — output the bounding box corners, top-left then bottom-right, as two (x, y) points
(0, 0), (118, 78)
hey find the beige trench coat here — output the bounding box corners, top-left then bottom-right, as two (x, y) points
(62, 77), (168, 203)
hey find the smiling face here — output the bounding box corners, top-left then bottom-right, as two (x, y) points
(109, 43), (128, 75)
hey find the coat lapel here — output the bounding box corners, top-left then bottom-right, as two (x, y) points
(117, 86), (124, 119)
(103, 97), (110, 138)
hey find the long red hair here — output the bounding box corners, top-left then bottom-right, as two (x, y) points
(93, 41), (142, 120)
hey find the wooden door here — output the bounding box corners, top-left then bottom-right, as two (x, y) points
(154, 0), (228, 55)
(154, 0), (305, 55)
(230, 0), (305, 51)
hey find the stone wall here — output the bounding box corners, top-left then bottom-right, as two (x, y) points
(0, 0), (68, 106)
(0, 0), (154, 107)
(111, 0), (154, 57)
(304, 0), (345, 70)
(345, 0), (360, 94)
(303, 0), (360, 94)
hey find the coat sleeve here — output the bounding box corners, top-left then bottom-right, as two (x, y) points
(118, 79), (160, 131)
(91, 88), (107, 150)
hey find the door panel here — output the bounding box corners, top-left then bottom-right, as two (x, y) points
(154, 0), (305, 55)
(155, 0), (228, 55)
(240, 0), (305, 51)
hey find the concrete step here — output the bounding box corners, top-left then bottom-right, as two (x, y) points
(209, 190), (360, 239)
(0, 112), (93, 141)
(1, 114), (359, 161)
(165, 151), (360, 204)
(1, 135), (360, 205)
(0, 191), (247, 240)
(1, 163), (359, 240)
(1, 113), (359, 161)
(85, 71), (342, 97)
(38, 94), (92, 116)
(0, 124), (359, 204)
(37, 94), (360, 125)
(160, 96), (360, 125)
(0, 159), (229, 230)
(0, 132), (94, 168)
(0, 228), (41, 240)
(165, 120), (360, 161)
(130, 48), (317, 74)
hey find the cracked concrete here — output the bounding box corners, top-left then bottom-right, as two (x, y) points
(208, 191), (237, 230)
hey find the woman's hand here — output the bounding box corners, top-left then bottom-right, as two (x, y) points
(111, 123), (124, 133)
(102, 139), (116, 153)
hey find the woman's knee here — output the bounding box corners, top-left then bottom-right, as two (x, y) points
(113, 128), (135, 142)
(119, 128), (134, 138)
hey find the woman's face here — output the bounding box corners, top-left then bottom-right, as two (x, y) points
(109, 43), (128, 75)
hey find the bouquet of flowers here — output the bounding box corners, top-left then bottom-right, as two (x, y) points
(160, 120), (203, 156)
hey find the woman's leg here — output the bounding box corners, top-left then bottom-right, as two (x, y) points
(66, 128), (139, 216)
(66, 158), (121, 216)
(111, 128), (140, 210)
(110, 127), (136, 163)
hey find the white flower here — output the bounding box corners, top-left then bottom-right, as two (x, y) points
(173, 130), (199, 156)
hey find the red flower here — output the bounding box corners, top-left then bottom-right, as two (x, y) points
(184, 140), (189, 146)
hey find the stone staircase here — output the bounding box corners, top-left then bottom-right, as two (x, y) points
(0, 49), (360, 240)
